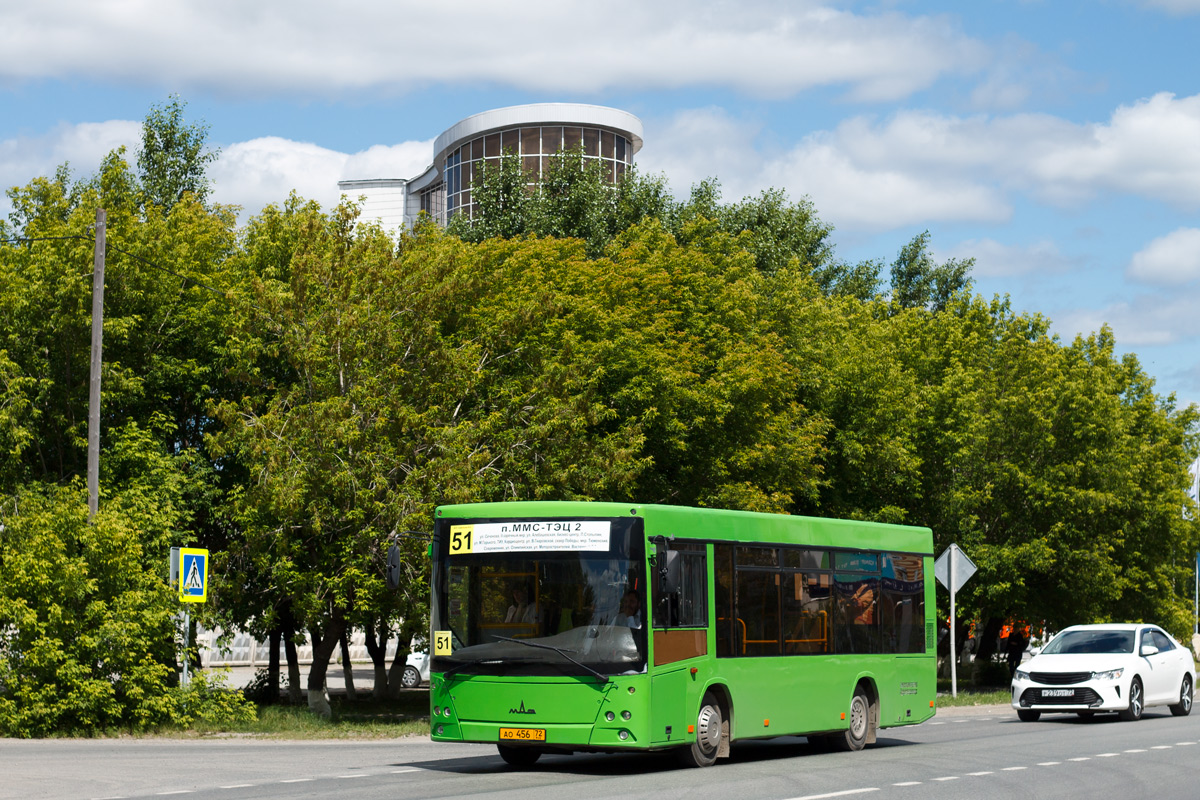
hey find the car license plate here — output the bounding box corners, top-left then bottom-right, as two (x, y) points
(499, 727), (546, 741)
(1042, 689), (1075, 698)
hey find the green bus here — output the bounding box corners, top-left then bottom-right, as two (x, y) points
(428, 501), (936, 767)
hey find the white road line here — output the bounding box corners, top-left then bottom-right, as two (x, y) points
(1002, 766), (1027, 771)
(967, 771), (994, 776)
(219, 785), (254, 789)
(932, 776), (959, 781)
(892, 782), (922, 786)
(1124, 749), (1147, 753)
(156, 793), (192, 797)
(338, 774), (367, 779)
(1176, 742), (1197, 746)
(1068, 758), (1091, 762)
(280, 779), (314, 783)
(1038, 762), (1061, 766)
(392, 767), (422, 774)
(1151, 746), (1172, 750)
(1096, 753), (1120, 757)
(784, 789), (880, 800)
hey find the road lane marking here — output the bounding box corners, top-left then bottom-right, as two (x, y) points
(1038, 762), (1061, 766)
(1124, 749), (1147, 753)
(219, 785), (254, 789)
(932, 777), (959, 781)
(1151, 746), (1172, 750)
(1176, 742), (1196, 746)
(1068, 758), (1091, 762)
(1002, 766), (1026, 771)
(338, 775), (366, 779)
(785, 789), (879, 799)
(392, 768), (422, 774)
(1096, 753), (1120, 757)
(892, 782), (922, 786)
(967, 771), (994, 776)
(280, 779), (314, 783)
(155, 793), (192, 797)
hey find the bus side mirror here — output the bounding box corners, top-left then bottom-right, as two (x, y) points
(661, 549), (681, 594)
(386, 544), (402, 591)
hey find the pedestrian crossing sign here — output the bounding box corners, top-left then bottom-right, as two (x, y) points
(178, 547), (209, 603)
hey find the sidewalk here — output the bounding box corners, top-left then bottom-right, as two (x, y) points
(203, 663), (389, 694)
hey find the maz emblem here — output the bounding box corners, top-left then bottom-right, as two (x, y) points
(510, 700), (537, 715)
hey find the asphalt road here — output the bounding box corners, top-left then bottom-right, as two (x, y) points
(4, 704), (1199, 800)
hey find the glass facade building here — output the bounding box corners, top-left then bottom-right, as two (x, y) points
(340, 103), (644, 231)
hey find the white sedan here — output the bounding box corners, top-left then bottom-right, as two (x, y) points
(401, 650), (430, 689)
(1012, 623), (1195, 722)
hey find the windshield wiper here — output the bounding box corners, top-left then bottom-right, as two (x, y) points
(440, 657), (505, 680)
(493, 636), (610, 683)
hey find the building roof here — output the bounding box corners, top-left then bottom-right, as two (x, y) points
(431, 103), (644, 165)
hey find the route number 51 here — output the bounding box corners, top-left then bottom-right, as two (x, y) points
(449, 525), (474, 554)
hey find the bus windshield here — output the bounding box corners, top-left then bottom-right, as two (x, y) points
(431, 516), (647, 678)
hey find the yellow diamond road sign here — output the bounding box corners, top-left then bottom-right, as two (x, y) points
(179, 547), (209, 603)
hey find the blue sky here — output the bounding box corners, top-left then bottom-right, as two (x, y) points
(3, 0), (1200, 410)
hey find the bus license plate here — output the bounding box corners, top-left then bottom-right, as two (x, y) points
(1042, 689), (1074, 698)
(500, 727), (546, 741)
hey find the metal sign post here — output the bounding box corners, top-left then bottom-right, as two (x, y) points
(934, 543), (977, 698)
(171, 547), (209, 688)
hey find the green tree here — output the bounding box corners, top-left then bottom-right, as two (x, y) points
(137, 96), (220, 211)
(889, 230), (974, 312)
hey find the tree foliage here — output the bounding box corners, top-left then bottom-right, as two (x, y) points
(2, 98), (1198, 735)
(137, 96), (220, 211)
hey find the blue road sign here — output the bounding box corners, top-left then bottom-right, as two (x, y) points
(179, 548), (209, 603)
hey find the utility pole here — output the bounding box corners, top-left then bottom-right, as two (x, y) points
(88, 208), (105, 522)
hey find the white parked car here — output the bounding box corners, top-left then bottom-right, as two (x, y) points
(1012, 623), (1195, 722)
(401, 649), (430, 689)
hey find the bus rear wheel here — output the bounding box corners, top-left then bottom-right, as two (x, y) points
(679, 693), (722, 767)
(497, 744), (542, 767)
(827, 687), (872, 752)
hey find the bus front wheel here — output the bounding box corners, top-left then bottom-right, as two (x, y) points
(497, 744), (542, 767)
(679, 693), (722, 767)
(828, 687), (872, 752)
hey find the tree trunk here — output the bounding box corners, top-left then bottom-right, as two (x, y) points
(267, 627), (282, 703)
(339, 630), (358, 702)
(386, 616), (424, 697)
(284, 634), (302, 705)
(364, 622), (390, 700)
(306, 612), (345, 717)
(283, 611), (303, 705)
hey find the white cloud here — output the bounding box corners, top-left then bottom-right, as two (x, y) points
(1127, 228), (1200, 286)
(640, 92), (1200, 233)
(1, 120), (434, 223)
(941, 238), (1081, 278)
(0, 120), (140, 203)
(210, 137), (434, 220)
(1140, 0), (1200, 14)
(1054, 289), (1200, 347)
(0, 1), (984, 101)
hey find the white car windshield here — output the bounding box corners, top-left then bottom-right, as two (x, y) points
(1042, 629), (1135, 655)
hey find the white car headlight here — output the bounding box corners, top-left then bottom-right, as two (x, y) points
(1014, 669), (1030, 682)
(1092, 668), (1124, 681)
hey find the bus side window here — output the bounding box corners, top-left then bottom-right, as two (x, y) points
(653, 543), (707, 628)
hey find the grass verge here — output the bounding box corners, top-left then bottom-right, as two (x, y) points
(167, 690), (431, 739)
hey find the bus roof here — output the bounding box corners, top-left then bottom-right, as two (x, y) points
(435, 501), (933, 555)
